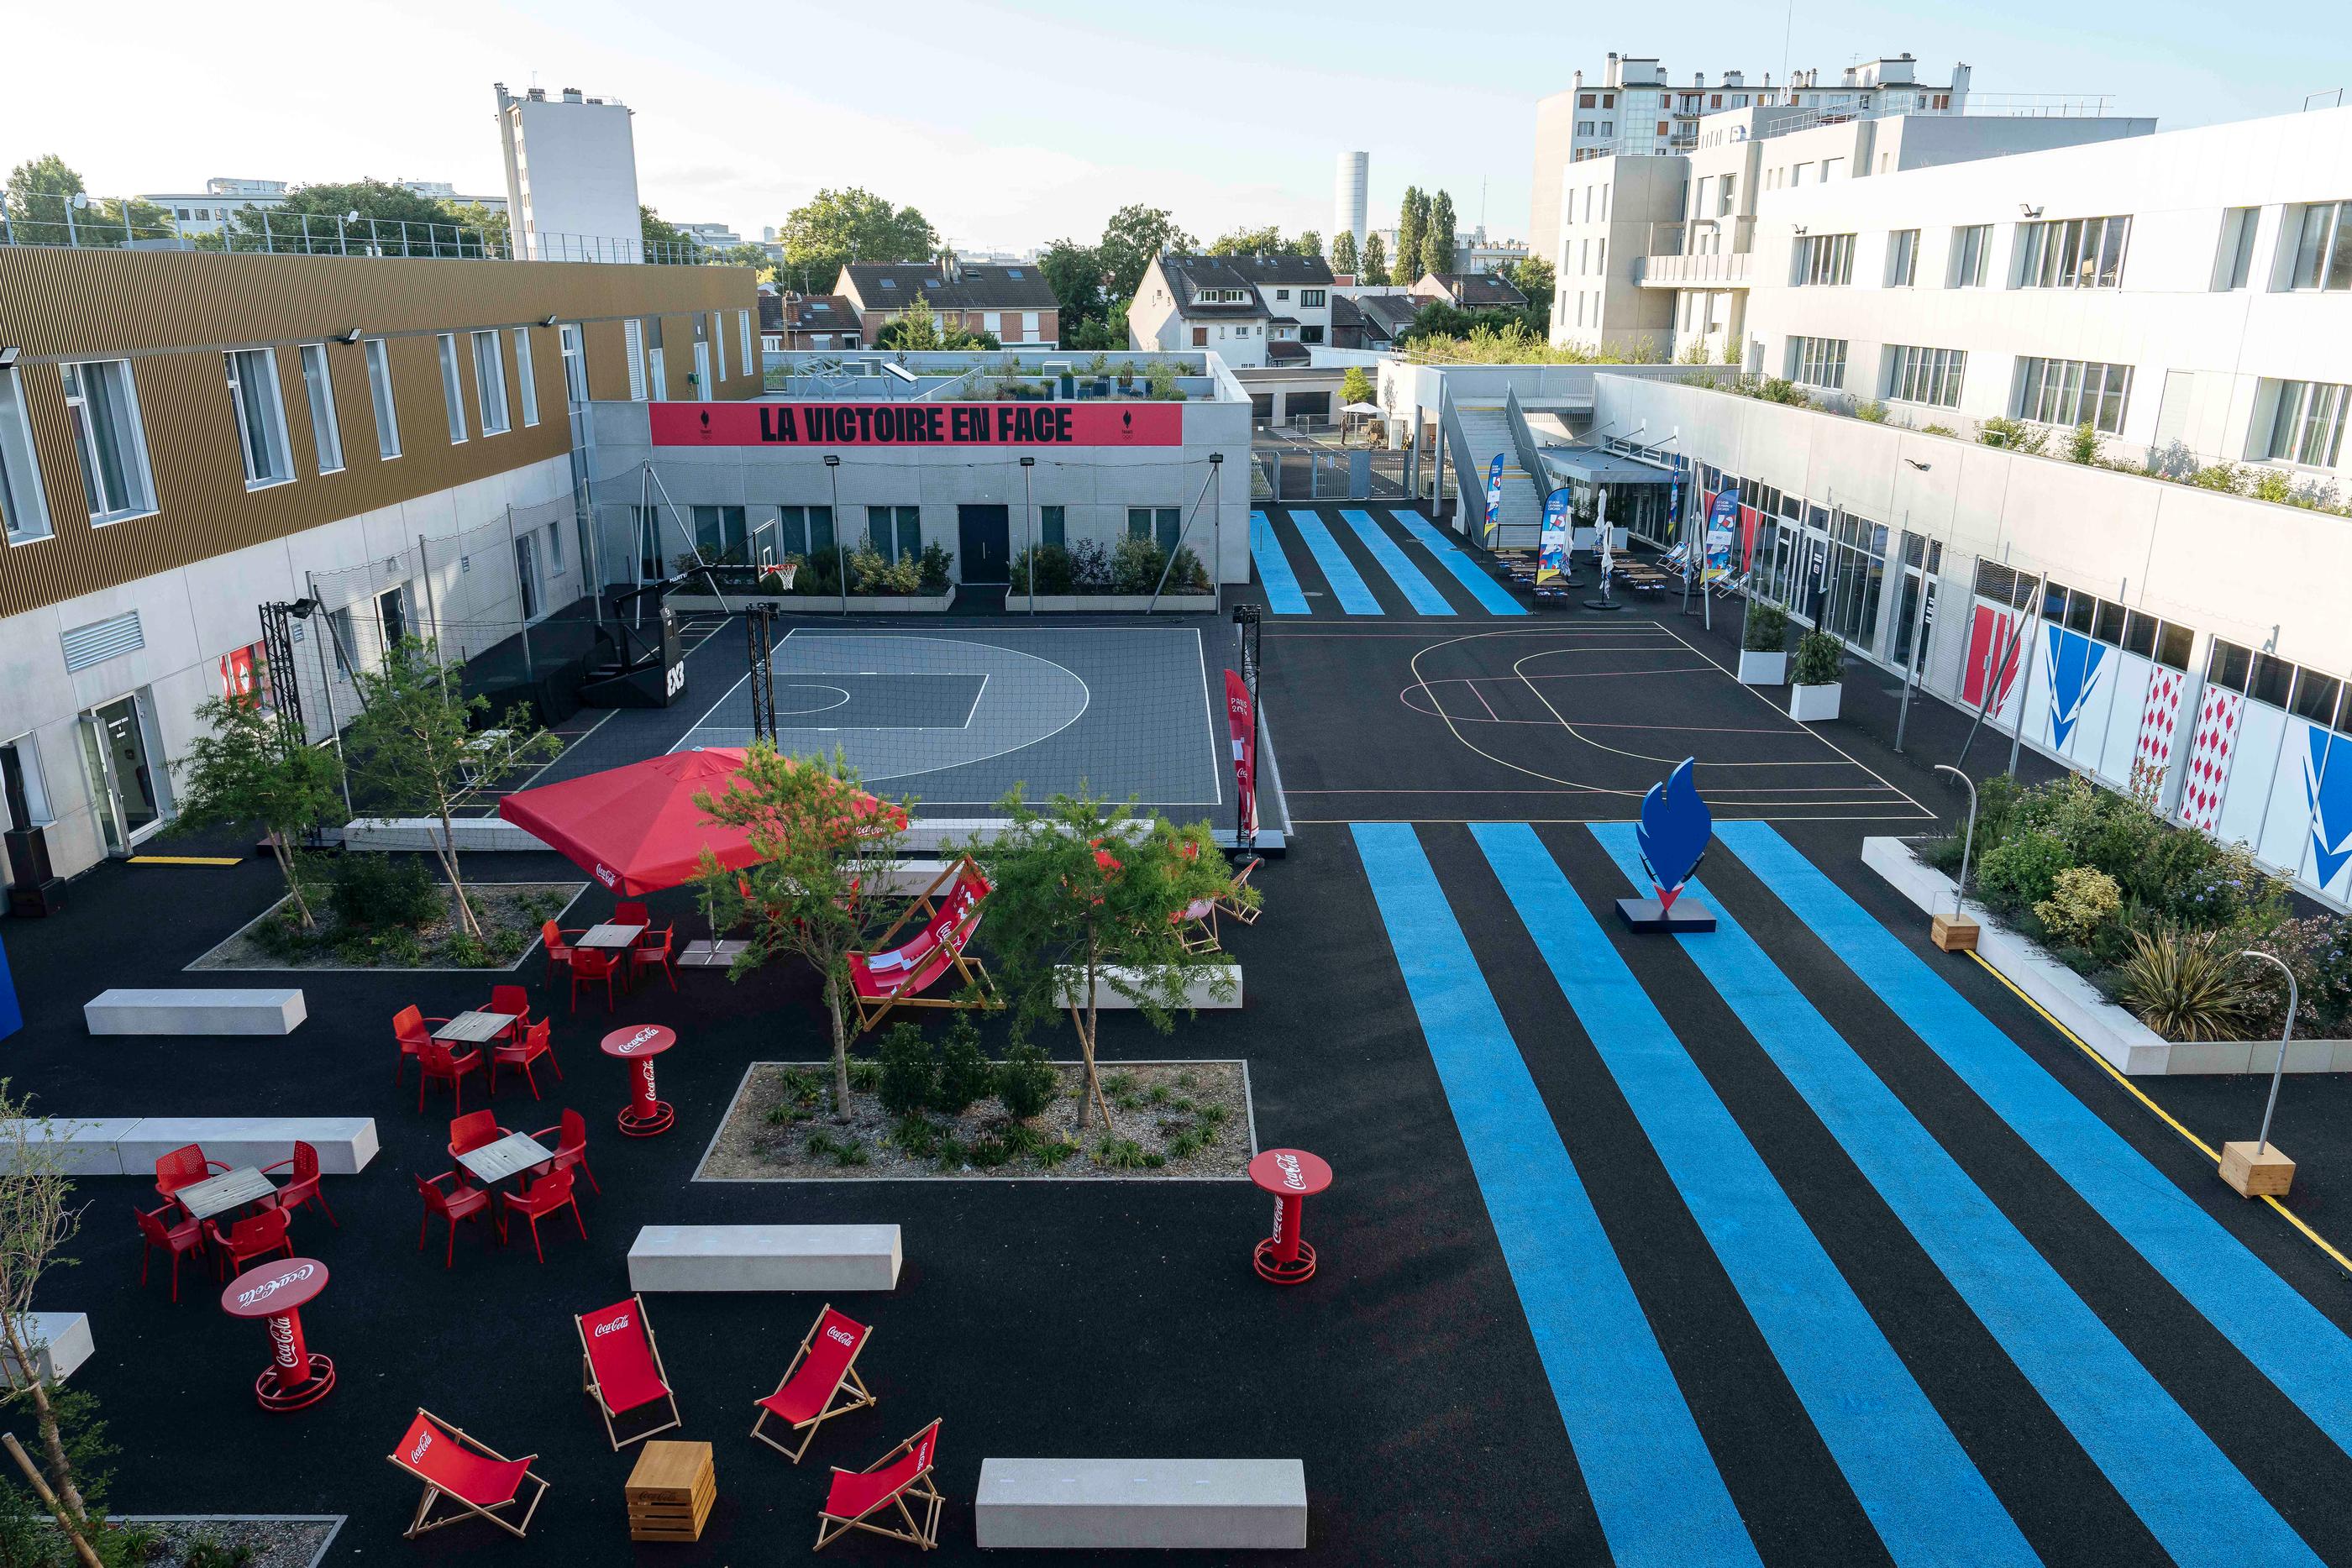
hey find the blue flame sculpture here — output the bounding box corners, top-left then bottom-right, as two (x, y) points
(1619, 757), (1717, 932)
(0, 929), (18, 1042)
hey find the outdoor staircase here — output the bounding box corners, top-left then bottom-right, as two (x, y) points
(1454, 404), (1543, 543)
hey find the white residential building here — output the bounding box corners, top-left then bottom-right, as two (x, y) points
(1129, 254), (1337, 368)
(494, 83), (643, 263)
(135, 179), (288, 239)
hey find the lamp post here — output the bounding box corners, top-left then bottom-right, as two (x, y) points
(1020, 454), (1037, 616)
(1929, 765), (1982, 952)
(2220, 949), (2300, 1198)
(823, 454), (846, 614)
(1209, 452), (1224, 616)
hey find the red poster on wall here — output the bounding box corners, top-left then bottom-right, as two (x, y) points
(649, 401), (1184, 448)
(1223, 670), (1257, 836)
(220, 645), (258, 700)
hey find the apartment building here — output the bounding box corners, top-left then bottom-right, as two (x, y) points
(837, 261), (1061, 349)
(495, 83), (643, 263)
(0, 243), (756, 888)
(1127, 254), (1337, 368)
(1531, 52), (1975, 261)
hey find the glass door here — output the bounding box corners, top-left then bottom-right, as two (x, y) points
(77, 693), (162, 854)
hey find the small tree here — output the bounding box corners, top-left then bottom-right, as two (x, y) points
(693, 745), (909, 1114)
(1360, 232), (1389, 286)
(1339, 365), (1377, 409)
(171, 694), (343, 930)
(0, 1088), (102, 1568)
(1331, 230), (1360, 276)
(342, 639), (560, 938)
(969, 792), (1249, 1130)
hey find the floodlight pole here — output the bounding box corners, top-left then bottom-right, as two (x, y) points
(1020, 454), (1037, 616)
(1210, 452), (1224, 616)
(824, 454), (847, 613)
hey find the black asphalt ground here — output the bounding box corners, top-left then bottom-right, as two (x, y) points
(5, 501), (2352, 1564)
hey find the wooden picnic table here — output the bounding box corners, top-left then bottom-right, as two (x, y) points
(175, 1166), (278, 1222)
(454, 1130), (555, 1186)
(576, 923), (647, 952)
(433, 1009), (519, 1044)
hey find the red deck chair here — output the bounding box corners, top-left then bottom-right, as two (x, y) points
(260, 1140), (339, 1227)
(751, 1305), (877, 1463)
(814, 1419), (943, 1553)
(576, 1296), (683, 1450)
(848, 858), (998, 1033)
(1217, 856), (1264, 926)
(394, 1004), (454, 1087)
(1170, 892), (1221, 956)
(133, 1204), (203, 1303)
(387, 1408), (549, 1539)
(154, 1144), (228, 1208)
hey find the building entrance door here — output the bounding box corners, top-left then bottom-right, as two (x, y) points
(76, 692), (163, 855)
(958, 506), (1011, 585)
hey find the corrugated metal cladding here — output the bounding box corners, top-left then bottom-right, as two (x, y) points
(0, 246), (762, 621)
(60, 609), (144, 672)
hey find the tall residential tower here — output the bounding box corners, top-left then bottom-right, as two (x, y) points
(1334, 151), (1370, 253)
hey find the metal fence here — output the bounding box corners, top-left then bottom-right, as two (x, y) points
(1, 198), (718, 266)
(1252, 428), (1410, 502)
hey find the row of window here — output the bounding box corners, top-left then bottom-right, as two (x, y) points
(2208, 637), (2347, 726)
(661, 503), (1190, 572)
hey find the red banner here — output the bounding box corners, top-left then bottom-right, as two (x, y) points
(649, 401), (1183, 449)
(1224, 670), (1257, 836)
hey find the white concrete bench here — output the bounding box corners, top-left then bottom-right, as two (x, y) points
(1054, 965), (1242, 1010)
(627, 1225), (901, 1293)
(2, 1314), (92, 1384)
(975, 1458), (1307, 1550)
(0, 1118), (378, 1176)
(84, 989), (306, 1036)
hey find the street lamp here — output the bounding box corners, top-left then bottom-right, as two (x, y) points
(1208, 452), (1224, 615)
(1929, 765), (1982, 952)
(823, 454), (847, 614)
(1019, 455), (1037, 616)
(2221, 949), (2300, 1198)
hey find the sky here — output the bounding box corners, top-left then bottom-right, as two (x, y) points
(12, 0), (2350, 255)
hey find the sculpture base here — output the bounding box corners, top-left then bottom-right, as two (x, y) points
(1615, 898), (1716, 934)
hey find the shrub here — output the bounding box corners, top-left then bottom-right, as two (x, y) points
(916, 542), (954, 593)
(1976, 416), (2048, 455)
(847, 1058), (880, 1093)
(1094, 1136), (1150, 1170)
(1110, 534), (1168, 595)
(2063, 421), (2103, 465)
(933, 1015), (993, 1116)
(2252, 467), (2297, 506)
(1754, 376), (1809, 406)
(848, 546), (923, 596)
(333, 853), (440, 930)
(1742, 603), (1788, 653)
(995, 1041), (1058, 1119)
(1032, 1137), (1079, 1169)
(969, 1132), (1016, 1167)
(1168, 545), (1212, 593)
(2118, 926), (2260, 1041)
(1855, 400), (1890, 424)
(1791, 631), (1843, 685)
(787, 548), (843, 597)
(1921, 422), (1958, 437)
(1976, 830), (2071, 910)
(2244, 916), (2352, 1038)
(2187, 463), (2249, 495)
(874, 1023), (937, 1119)
(436, 931), (490, 968)
(1012, 543), (1074, 595)
(2034, 867), (2122, 945)
(1067, 538), (1112, 591)
(890, 1115), (938, 1157)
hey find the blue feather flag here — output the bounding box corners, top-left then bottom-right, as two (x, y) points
(1635, 758), (1712, 910)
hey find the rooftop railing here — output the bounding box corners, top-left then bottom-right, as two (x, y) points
(1574, 92), (2120, 162)
(0, 199), (718, 265)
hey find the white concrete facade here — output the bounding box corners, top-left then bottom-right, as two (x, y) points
(1335, 152), (1370, 250)
(495, 84), (643, 263)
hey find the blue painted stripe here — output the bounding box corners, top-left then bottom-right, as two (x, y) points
(1247, 511), (1311, 615)
(1338, 509), (1454, 615)
(1592, 823), (2322, 1568)
(1351, 823), (1760, 1568)
(1718, 821), (2352, 1466)
(1391, 510), (1527, 616)
(1472, 823), (2034, 1568)
(1285, 510), (1383, 615)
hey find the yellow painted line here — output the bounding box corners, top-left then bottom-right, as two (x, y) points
(1966, 948), (2352, 1277)
(126, 855), (245, 866)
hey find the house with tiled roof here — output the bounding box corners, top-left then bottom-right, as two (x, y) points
(836, 259), (1060, 347)
(760, 291), (864, 351)
(1126, 253), (1336, 368)
(1413, 270), (1530, 310)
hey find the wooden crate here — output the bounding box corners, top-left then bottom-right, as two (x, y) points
(626, 1440), (716, 1543)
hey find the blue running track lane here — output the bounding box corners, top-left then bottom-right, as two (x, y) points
(1719, 821), (2352, 1466)
(1247, 511), (1311, 615)
(1337, 509), (1454, 614)
(1471, 823), (2035, 1568)
(1391, 510), (1526, 616)
(1285, 509), (1383, 615)
(1351, 823), (1761, 1568)
(1592, 823), (2323, 1568)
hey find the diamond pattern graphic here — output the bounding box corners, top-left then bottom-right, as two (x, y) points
(2180, 687), (2243, 833)
(2135, 669), (2185, 779)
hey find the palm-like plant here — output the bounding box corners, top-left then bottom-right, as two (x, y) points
(2118, 926), (2260, 1041)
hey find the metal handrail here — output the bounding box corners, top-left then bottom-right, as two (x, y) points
(0, 200), (720, 266)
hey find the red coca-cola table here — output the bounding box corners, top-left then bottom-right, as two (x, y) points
(1247, 1148), (1332, 1285)
(220, 1257), (334, 1411)
(602, 1023), (678, 1136)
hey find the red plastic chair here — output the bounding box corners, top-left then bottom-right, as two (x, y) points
(207, 1204), (294, 1278)
(415, 1172), (492, 1269)
(528, 1108), (601, 1196)
(387, 1408), (549, 1539)
(155, 1144), (228, 1208)
(542, 922), (577, 989)
(491, 1020), (561, 1099)
(448, 1109), (502, 1162)
(614, 900), (651, 936)
(814, 1420), (943, 1552)
(417, 1038), (483, 1114)
(261, 1141), (339, 1228)
(133, 1204), (204, 1303)
(575, 1295), (681, 1449)
(395, 1004), (455, 1087)
(498, 1168), (584, 1265)
(752, 1305), (876, 1462)
(631, 926), (677, 994)
(489, 983), (535, 1044)
(570, 947), (617, 1014)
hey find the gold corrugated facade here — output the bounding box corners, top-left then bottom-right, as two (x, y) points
(0, 245), (759, 619)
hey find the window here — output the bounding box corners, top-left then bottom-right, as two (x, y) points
(1887, 345), (1966, 407)
(1789, 336), (1848, 389)
(223, 349), (294, 489)
(298, 343), (343, 474)
(543, 517), (564, 571)
(2214, 207), (2259, 291)
(1273, 289), (1289, 302)
(377, 585), (409, 648)
(437, 334), (468, 443)
(984, 312), (1002, 338)
(2015, 215), (2131, 289)
(2288, 202), (2352, 291)
(2017, 357), (2134, 433)
(1040, 506), (1066, 549)
(1127, 506), (1182, 551)
(774, 505), (834, 559)
(1793, 233), (1854, 286)
(362, 339), (402, 459)
(559, 323), (588, 404)
(692, 505), (748, 559)
(623, 318), (648, 401)
(710, 312), (727, 382)
(1950, 224), (1991, 287)
(1579, 92), (1595, 108)
(691, 341), (711, 396)
(1192, 327), (1209, 348)
(470, 331), (509, 434)
(865, 506), (921, 562)
(1301, 325), (1325, 344)
(1021, 311), (1039, 340)
(60, 360), (155, 522)
(1887, 228), (1919, 286)
(512, 329), (539, 427)
(738, 309), (753, 370)
(1301, 288), (1326, 307)
(0, 366), (52, 545)
(2261, 380), (2349, 468)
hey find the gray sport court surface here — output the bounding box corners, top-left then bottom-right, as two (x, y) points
(675, 625), (1227, 814)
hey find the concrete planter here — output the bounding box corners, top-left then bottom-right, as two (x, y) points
(1788, 681), (1842, 721)
(1737, 649), (1788, 685)
(665, 585), (957, 615)
(1005, 593), (1219, 613)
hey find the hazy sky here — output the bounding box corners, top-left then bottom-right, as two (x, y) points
(13, 0), (2349, 254)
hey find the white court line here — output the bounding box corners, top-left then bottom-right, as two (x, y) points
(1193, 626), (1222, 807)
(776, 627), (1095, 786)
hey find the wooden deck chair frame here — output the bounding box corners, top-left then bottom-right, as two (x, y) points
(1215, 857), (1263, 926)
(389, 1408), (550, 1540)
(751, 1303), (878, 1463)
(813, 1420), (945, 1553)
(575, 1295), (685, 1451)
(1173, 895), (1221, 956)
(853, 856), (1000, 1034)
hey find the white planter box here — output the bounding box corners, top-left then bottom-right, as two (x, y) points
(1788, 681), (1842, 721)
(627, 1224), (902, 1292)
(976, 1458), (1307, 1550)
(1737, 650), (1788, 685)
(1053, 963), (1243, 1010)
(1005, 594), (1220, 613)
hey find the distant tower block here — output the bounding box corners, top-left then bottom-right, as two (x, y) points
(1334, 151), (1370, 251)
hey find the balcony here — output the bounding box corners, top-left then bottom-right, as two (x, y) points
(1633, 219), (1754, 288)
